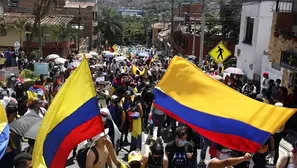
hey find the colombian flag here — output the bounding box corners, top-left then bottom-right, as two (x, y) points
(132, 64), (146, 76)
(27, 85), (46, 104)
(0, 102), (9, 160)
(154, 56), (296, 153)
(112, 44), (117, 53)
(32, 58), (104, 167)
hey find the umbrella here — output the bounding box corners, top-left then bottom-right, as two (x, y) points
(89, 51), (98, 57)
(210, 75), (223, 80)
(104, 52), (115, 58)
(138, 52), (149, 57)
(54, 57), (67, 64)
(186, 55), (196, 60)
(75, 53), (93, 59)
(224, 67), (244, 75)
(46, 54), (60, 61)
(114, 56), (126, 62)
(10, 115), (42, 137)
(24, 120), (41, 140)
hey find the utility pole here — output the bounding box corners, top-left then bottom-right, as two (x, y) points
(78, 5), (81, 52)
(192, 18), (197, 56)
(171, 0), (174, 56)
(38, 11), (43, 58)
(199, 0), (205, 66)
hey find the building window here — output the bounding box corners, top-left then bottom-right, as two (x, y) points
(93, 12), (97, 20)
(244, 17), (254, 45)
(8, 0), (19, 7)
(271, 61), (281, 71)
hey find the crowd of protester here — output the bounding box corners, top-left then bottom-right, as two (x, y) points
(0, 51), (296, 168)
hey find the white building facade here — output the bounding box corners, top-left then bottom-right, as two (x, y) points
(235, 0), (275, 81)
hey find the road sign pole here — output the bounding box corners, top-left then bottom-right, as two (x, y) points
(199, 0), (205, 66)
(217, 63), (221, 75)
(192, 18), (197, 56)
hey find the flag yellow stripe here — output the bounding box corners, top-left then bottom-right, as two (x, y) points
(156, 56), (296, 134)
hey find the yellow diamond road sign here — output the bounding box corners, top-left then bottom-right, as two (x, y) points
(209, 41), (231, 63)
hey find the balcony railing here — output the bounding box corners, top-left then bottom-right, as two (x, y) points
(276, 0), (294, 12)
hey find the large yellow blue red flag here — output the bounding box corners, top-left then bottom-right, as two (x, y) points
(0, 102), (9, 160)
(154, 56), (296, 153)
(32, 58), (104, 168)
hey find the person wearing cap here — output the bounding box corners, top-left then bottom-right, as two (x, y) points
(1, 83), (13, 97)
(276, 140), (297, 168)
(116, 80), (135, 98)
(241, 80), (257, 99)
(7, 73), (17, 90)
(100, 108), (122, 152)
(262, 72), (269, 94)
(96, 81), (109, 108)
(5, 101), (18, 124)
(12, 83), (28, 116)
(108, 95), (125, 133)
(24, 98), (46, 118)
(86, 130), (113, 168)
(87, 130), (124, 168)
(128, 151), (143, 168)
(120, 90), (135, 142)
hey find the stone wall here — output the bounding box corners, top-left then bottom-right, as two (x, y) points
(268, 13), (297, 93)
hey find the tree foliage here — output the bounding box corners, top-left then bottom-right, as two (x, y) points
(122, 16), (146, 45)
(26, 0), (57, 55)
(205, 0), (241, 39)
(51, 24), (77, 54)
(98, 7), (123, 45)
(219, 0), (241, 39)
(11, 18), (29, 47)
(0, 17), (7, 36)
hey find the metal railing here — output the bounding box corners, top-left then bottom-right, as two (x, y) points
(276, 0), (294, 12)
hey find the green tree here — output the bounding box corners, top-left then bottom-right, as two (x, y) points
(11, 18), (29, 47)
(122, 16), (146, 45)
(219, 0), (241, 39)
(51, 24), (77, 54)
(204, 0), (241, 40)
(26, 0), (57, 55)
(98, 7), (123, 45)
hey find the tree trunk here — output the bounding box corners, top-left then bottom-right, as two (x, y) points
(60, 40), (62, 56)
(20, 31), (23, 48)
(25, 0), (52, 57)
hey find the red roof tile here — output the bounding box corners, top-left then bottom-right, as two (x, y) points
(3, 13), (75, 26)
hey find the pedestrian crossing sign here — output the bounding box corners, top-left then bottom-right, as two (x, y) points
(209, 41), (231, 63)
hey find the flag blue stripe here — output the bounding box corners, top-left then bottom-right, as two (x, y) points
(0, 124), (10, 160)
(43, 97), (99, 166)
(154, 88), (270, 145)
